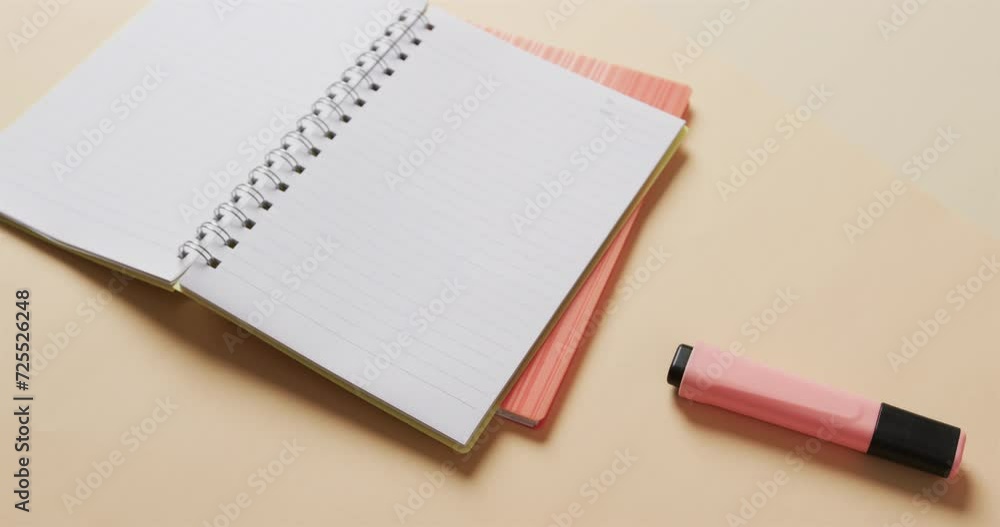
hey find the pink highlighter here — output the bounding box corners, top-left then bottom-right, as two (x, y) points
(668, 343), (966, 478)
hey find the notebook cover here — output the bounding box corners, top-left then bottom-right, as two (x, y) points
(489, 31), (692, 427)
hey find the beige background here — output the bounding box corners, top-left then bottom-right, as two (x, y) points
(2, 0), (998, 525)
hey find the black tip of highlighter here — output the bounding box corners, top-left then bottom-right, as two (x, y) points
(668, 343), (693, 388)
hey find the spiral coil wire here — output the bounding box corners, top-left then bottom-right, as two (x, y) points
(178, 5), (434, 268)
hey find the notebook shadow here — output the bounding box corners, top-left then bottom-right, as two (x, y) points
(672, 394), (975, 511)
(683, 107), (695, 126)
(2, 223), (496, 470)
(507, 149), (690, 443)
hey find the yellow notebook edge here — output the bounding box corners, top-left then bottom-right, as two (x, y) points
(176, 126), (687, 453)
(174, 281), (479, 452)
(0, 212), (176, 291)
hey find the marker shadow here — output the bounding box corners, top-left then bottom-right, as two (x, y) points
(672, 394), (975, 512)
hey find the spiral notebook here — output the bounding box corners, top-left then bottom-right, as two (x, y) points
(0, 0), (686, 450)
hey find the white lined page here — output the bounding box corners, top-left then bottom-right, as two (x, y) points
(180, 7), (685, 446)
(0, 0), (424, 284)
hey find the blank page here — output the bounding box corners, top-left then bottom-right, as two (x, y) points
(179, 7), (685, 446)
(0, 0), (424, 284)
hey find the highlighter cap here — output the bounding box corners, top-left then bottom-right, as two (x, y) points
(868, 403), (965, 479)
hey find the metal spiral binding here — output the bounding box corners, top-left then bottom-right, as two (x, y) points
(177, 5), (434, 269)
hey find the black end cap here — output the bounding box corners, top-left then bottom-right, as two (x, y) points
(867, 403), (961, 477)
(667, 343), (693, 388)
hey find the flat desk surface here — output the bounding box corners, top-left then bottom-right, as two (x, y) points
(1, 1), (997, 525)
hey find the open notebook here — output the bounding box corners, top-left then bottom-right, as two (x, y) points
(0, 0), (686, 450)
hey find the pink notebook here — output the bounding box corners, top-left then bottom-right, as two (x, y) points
(489, 31), (692, 426)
